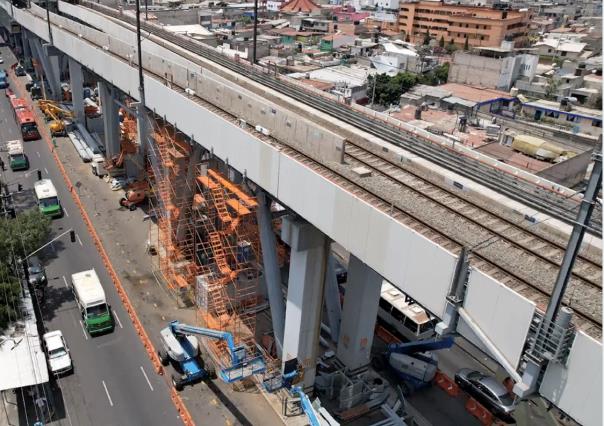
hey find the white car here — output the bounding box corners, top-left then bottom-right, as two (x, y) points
(0, 57), (4, 64)
(43, 331), (73, 375)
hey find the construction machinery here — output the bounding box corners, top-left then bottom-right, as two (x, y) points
(38, 100), (74, 136)
(118, 180), (148, 211)
(158, 320), (266, 390)
(379, 336), (454, 395)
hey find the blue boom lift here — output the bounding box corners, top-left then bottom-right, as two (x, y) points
(158, 320), (266, 390)
(384, 336), (455, 395)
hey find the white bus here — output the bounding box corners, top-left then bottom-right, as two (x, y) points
(377, 280), (437, 341)
(34, 179), (62, 218)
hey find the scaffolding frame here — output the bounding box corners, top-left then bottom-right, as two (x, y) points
(147, 118), (268, 374)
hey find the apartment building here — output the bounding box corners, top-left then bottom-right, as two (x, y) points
(399, 2), (532, 47)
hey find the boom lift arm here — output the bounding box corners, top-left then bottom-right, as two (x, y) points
(161, 320), (266, 387)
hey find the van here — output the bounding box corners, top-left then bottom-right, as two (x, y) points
(71, 269), (114, 335)
(34, 179), (62, 218)
(7, 140), (29, 171)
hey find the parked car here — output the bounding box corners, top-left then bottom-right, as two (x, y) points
(455, 369), (516, 423)
(43, 331), (73, 375)
(0, 56), (4, 64)
(27, 257), (47, 287)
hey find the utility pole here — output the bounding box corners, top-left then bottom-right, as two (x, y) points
(543, 151), (602, 324)
(45, 0), (53, 45)
(145, 0), (148, 20)
(134, 0), (148, 163)
(251, 0), (258, 64)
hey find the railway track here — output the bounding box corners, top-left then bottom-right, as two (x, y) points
(345, 142), (602, 290)
(81, 1), (603, 237)
(284, 144), (602, 335)
(69, 4), (601, 334)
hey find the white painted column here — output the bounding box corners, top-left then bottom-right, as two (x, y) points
(97, 81), (121, 159)
(336, 255), (382, 371)
(323, 254), (342, 342)
(68, 58), (84, 123)
(281, 217), (328, 390)
(256, 191), (285, 356)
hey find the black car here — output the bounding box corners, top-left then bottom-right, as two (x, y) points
(455, 369), (516, 423)
(27, 257), (47, 287)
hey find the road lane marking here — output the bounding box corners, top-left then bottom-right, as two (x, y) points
(102, 381), (114, 407)
(62, 275), (69, 288)
(36, 151), (40, 158)
(76, 234), (83, 246)
(113, 310), (123, 329)
(63, 207), (69, 217)
(44, 167), (48, 174)
(140, 366), (154, 391)
(78, 320), (88, 340)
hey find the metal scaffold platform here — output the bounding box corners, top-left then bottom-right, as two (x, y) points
(147, 118), (270, 376)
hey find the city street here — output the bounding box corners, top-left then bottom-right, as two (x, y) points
(0, 46), (181, 426)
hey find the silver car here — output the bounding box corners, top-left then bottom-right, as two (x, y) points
(455, 368), (516, 423)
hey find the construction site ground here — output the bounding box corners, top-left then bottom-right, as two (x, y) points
(49, 132), (284, 426)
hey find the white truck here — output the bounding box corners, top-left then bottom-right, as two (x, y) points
(71, 269), (114, 336)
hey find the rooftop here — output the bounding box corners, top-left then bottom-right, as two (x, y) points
(438, 83), (514, 103)
(289, 65), (375, 87)
(534, 40), (587, 53)
(0, 288), (49, 391)
(280, 0), (320, 14)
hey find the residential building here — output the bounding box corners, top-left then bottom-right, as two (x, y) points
(289, 65), (375, 102)
(280, 0), (321, 15)
(533, 39), (589, 60)
(320, 34), (356, 51)
(448, 47), (538, 90)
(370, 41), (420, 74)
(521, 99), (602, 137)
(398, 2), (532, 48)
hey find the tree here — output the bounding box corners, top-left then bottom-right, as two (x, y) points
(446, 40), (457, 54)
(463, 37), (469, 51)
(439, 35), (445, 48)
(0, 210), (51, 331)
(0, 265), (21, 330)
(423, 29), (431, 46)
(0, 210), (51, 262)
(544, 76), (560, 100)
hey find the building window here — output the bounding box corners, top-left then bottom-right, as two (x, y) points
(545, 111), (559, 118)
(561, 51), (567, 56)
(592, 120), (602, 128)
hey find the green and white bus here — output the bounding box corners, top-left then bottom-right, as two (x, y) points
(34, 179), (62, 218)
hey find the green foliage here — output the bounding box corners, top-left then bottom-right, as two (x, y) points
(0, 210), (51, 262)
(544, 76), (560, 100)
(463, 37), (469, 51)
(423, 29), (431, 46)
(439, 35), (445, 48)
(367, 63), (450, 106)
(446, 41), (457, 54)
(0, 264), (21, 330)
(0, 210), (51, 331)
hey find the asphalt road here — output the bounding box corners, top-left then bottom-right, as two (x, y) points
(0, 46), (181, 426)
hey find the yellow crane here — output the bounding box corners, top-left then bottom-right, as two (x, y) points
(37, 100), (74, 137)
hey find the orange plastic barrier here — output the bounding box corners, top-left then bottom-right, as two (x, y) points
(434, 370), (460, 397)
(465, 397), (494, 426)
(8, 70), (195, 426)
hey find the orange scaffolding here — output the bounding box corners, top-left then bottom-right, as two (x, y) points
(147, 119), (264, 373)
(147, 119), (197, 299)
(193, 168), (261, 370)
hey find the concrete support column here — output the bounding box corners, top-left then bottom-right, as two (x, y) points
(281, 217), (328, 390)
(336, 255), (382, 371)
(256, 191), (285, 356)
(131, 101), (149, 179)
(68, 58), (85, 124)
(30, 38), (60, 99)
(323, 254), (342, 342)
(97, 81), (121, 159)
